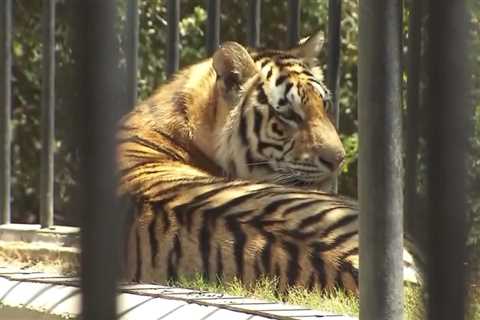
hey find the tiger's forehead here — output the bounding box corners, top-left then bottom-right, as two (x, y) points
(252, 52), (331, 103)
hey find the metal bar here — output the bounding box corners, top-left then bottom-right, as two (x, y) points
(404, 0), (423, 245)
(0, 0), (12, 225)
(126, 0), (139, 108)
(327, 0), (342, 193)
(287, 0), (301, 47)
(166, 0), (179, 77)
(40, 0), (56, 228)
(358, 1), (404, 319)
(206, 0), (220, 55)
(425, 1), (468, 319)
(247, 0), (261, 48)
(74, 1), (123, 319)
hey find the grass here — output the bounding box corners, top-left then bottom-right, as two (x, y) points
(171, 275), (480, 320)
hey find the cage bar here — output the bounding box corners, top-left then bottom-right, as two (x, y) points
(327, 0), (342, 193)
(126, 0), (139, 108)
(206, 0), (220, 55)
(40, 0), (56, 228)
(425, 1), (468, 319)
(287, 0), (300, 47)
(358, 1), (404, 319)
(0, 0), (12, 225)
(247, 0), (261, 48)
(75, 1), (123, 319)
(166, 0), (180, 77)
(404, 0), (423, 246)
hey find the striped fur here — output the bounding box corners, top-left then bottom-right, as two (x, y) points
(117, 32), (361, 293)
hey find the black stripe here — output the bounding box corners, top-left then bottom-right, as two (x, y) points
(310, 253), (327, 289)
(266, 68), (273, 80)
(171, 183), (241, 230)
(338, 247), (359, 261)
(337, 261), (359, 289)
(134, 228), (141, 282)
(298, 206), (353, 229)
(274, 262), (282, 281)
(257, 85), (268, 104)
(247, 197), (296, 228)
(172, 185), (239, 232)
(261, 233), (275, 274)
(322, 214), (358, 237)
(239, 114), (249, 145)
(141, 179), (213, 199)
(122, 136), (183, 161)
(282, 139), (295, 157)
(199, 215), (211, 280)
(307, 273), (316, 290)
(282, 240), (300, 286)
(148, 215), (158, 268)
(253, 109), (263, 137)
(254, 259), (262, 279)
(260, 59), (270, 68)
(151, 195), (178, 233)
(275, 75), (288, 86)
(225, 210), (252, 281)
(281, 229), (317, 240)
(167, 235), (182, 281)
(311, 231), (358, 252)
(216, 246), (224, 281)
(282, 199), (326, 216)
(203, 193), (258, 230)
(284, 82), (293, 97)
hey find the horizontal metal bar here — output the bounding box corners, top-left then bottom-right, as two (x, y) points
(166, 0), (179, 77)
(0, 0), (12, 225)
(40, 0), (56, 229)
(358, 1), (404, 319)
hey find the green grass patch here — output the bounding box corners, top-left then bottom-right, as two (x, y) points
(170, 275), (435, 319)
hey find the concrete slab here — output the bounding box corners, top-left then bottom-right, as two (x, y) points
(0, 268), (358, 320)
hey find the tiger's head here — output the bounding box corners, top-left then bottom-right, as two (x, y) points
(212, 31), (345, 191)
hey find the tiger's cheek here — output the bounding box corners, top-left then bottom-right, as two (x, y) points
(267, 119), (287, 141)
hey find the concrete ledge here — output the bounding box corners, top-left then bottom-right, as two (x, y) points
(0, 224), (80, 248)
(0, 224), (80, 275)
(0, 267), (357, 320)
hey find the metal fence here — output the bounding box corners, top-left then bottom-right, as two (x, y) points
(0, 1), (470, 320)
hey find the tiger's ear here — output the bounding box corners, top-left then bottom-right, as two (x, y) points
(213, 42), (257, 106)
(288, 30), (325, 66)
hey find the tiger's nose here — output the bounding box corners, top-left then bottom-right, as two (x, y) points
(317, 149), (345, 171)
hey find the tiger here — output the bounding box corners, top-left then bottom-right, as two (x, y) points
(117, 31), (406, 294)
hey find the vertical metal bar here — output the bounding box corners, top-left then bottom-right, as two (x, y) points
(206, 0), (220, 55)
(166, 0), (179, 77)
(74, 1), (122, 319)
(327, 0), (342, 193)
(40, 0), (56, 228)
(126, 0), (139, 108)
(287, 0), (301, 47)
(404, 0), (423, 245)
(247, 0), (261, 48)
(425, 1), (468, 319)
(358, 1), (404, 320)
(0, 0), (12, 225)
